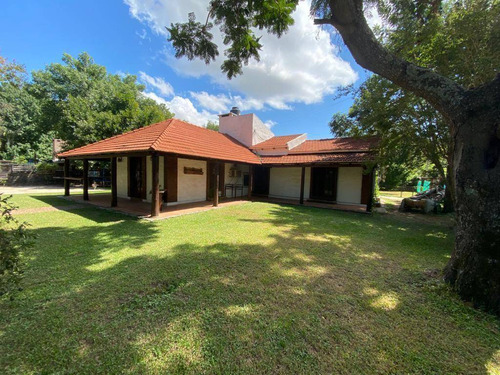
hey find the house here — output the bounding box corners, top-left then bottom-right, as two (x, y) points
(58, 108), (378, 217)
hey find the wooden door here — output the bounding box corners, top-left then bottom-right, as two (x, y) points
(252, 166), (270, 196)
(128, 156), (146, 199)
(310, 167), (338, 202)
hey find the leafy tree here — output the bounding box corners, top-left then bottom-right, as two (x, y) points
(31, 53), (174, 149)
(0, 56), (53, 161)
(167, 0), (500, 313)
(330, 0), (498, 213)
(206, 120), (219, 131)
(0, 194), (33, 296)
(329, 77), (452, 209)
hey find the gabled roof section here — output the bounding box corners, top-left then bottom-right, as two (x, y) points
(58, 119), (261, 164)
(250, 134), (304, 150)
(289, 136), (379, 154)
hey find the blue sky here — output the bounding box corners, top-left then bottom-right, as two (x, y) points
(1, 0), (376, 139)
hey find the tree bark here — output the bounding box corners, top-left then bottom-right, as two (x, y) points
(318, 0), (500, 313)
(444, 79), (500, 313)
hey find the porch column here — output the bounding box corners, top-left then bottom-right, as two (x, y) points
(248, 165), (253, 199)
(83, 159), (89, 201)
(151, 153), (160, 217)
(213, 162), (219, 207)
(366, 168), (376, 213)
(111, 157), (117, 207)
(299, 166), (306, 205)
(64, 158), (70, 196)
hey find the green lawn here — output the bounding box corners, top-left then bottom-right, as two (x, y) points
(1, 195), (499, 374)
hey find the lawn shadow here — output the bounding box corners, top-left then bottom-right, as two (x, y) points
(1, 202), (498, 374)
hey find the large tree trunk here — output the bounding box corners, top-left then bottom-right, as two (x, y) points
(444, 84), (500, 313)
(442, 162), (455, 213)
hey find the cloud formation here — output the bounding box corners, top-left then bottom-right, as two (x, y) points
(124, 0), (358, 111)
(139, 71), (174, 97)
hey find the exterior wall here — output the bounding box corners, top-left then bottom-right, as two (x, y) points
(337, 167), (363, 204)
(269, 167), (310, 200)
(219, 113), (274, 147)
(117, 157), (128, 198)
(223, 163), (250, 198)
(177, 158), (207, 204)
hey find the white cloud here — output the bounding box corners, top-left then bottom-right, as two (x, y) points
(143, 91), (217, 126)
(139, 71), (174, 97)
(124, 0), (358, 110)
(264, 120), (277, 129)
(136, 28), (148, 40)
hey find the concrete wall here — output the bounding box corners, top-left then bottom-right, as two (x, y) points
(337, 167), (363, 204)
(223, 163), (249, 198)
(177, 158), (207, 204)
(219, 113), (274, 147)
(117, 157), (128, 198)
(269, 167), (310, 200)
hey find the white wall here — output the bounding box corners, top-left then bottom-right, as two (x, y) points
(224, 163), (249, 198)
(177, 158), (207, 204)
(219, 113), (274, 147)
(337, 167), (363, 204)
(117, 157), (128, 198)
(269, 167), (310, 200)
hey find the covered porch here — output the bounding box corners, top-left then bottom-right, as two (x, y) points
(61, 153), (254, 218)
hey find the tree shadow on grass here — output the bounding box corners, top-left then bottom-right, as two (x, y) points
(1, 203), (499, 374)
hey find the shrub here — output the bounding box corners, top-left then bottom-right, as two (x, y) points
(0, 194), (33, 296)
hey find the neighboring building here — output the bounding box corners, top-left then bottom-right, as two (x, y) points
(58, 109), (378, 216)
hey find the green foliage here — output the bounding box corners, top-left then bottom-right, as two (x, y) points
(330, 0), (498, 189)
(1, 52), (174, 160)
(0, 57), (54, 161)
(31, 53), (174, 150)
(167, 0), (299, 78)
(330, 76), (450, 188)
(0, 194), (33, 296)
(205, 120), (219, 131)
(378, 0), (500, 88)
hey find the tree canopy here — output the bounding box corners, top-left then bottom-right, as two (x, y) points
(0, 53), (174, 161)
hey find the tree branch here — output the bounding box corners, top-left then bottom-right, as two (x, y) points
(325, 0), (466, 124)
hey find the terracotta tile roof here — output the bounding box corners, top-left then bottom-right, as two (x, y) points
(58, 119), (261, 164)
(250, 134), (303, 149)
(260, 152), (374, 165)
(289, 136), (379, 154)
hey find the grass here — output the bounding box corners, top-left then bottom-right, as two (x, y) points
(379, 190), (414, 199)
(1, 194), (499, 374)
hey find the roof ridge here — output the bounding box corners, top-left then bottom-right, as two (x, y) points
(150, 118), (175, 151)
(58, 119), (172, 157)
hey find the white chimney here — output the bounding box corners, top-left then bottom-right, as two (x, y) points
(219, 111), (274, 147)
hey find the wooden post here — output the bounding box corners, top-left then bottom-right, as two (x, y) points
(83, 159), (89, 201)
(299, 166), (306, 204)
(366, 168), (376, 212)
(151, 153), (160, 217)
(111, 157), (117, 207)
(248, 165), (253, 199)
(64, 158), (70, 196)
(213, 162), (219, 207)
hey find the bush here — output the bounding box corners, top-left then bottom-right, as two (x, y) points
(0, 194), (33, 296)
